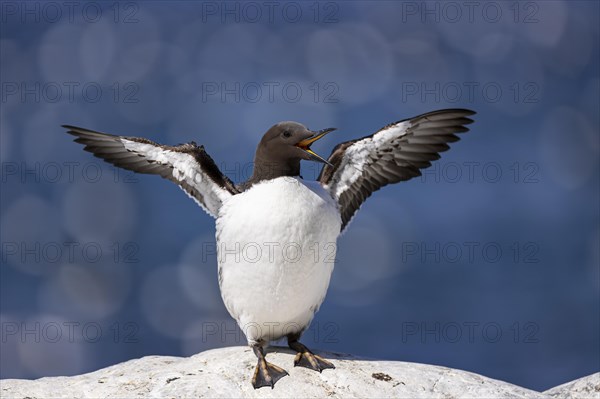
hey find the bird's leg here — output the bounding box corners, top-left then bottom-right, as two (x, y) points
(251, 344), (288, 389)
(287, 333), (335, 372)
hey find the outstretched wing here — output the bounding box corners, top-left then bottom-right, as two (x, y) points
(64, 125), (239, 218)
(318, 109), (475, 233)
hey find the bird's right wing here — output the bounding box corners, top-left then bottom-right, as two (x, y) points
(318, 109), (475, 233)
(64, 125), (239, 218)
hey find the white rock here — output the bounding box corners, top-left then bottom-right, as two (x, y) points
(544, 372), (600, 399)
(0, 346), (591, 398)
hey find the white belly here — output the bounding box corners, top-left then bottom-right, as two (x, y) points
(216, 177), (341, 345)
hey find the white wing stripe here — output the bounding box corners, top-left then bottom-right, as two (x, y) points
(121, 139), (230, 216)
(372, 120), (411, 145)
(328, 121), (412, 200)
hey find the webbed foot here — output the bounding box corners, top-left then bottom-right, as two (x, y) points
(288, 336), (335, 372)
(251, 345), (289, 389)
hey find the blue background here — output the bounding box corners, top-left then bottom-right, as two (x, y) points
(1, 0), (598, 392)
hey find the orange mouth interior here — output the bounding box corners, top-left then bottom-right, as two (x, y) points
(295, 131), (329, 150)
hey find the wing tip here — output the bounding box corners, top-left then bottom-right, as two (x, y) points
(62, 125), (123, 142)
(437, 108), (476, 116)
(428, 108), (476, 117)
(455, 108), (476, 115)
(62, 124), (80, 137)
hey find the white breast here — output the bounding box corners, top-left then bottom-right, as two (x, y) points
(216, 177), (341, 345)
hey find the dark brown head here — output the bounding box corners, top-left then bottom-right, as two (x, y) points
(249, 121), (335, 183)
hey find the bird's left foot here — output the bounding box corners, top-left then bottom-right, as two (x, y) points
(293, 351), (335, 372)
(288, 339), (335, 372)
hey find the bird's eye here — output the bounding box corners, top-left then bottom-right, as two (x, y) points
(282, 130), (292, 138)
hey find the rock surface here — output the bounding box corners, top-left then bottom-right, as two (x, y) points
(0, 346), (596, 398)
(544, 372), (600, 399)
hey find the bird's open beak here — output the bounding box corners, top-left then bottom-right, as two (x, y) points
(295, 127), (336, 166)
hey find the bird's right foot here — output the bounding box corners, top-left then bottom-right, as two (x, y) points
(251, 345), (289, 389)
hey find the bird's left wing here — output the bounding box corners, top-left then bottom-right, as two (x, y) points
(318, 109), (475, 233)
(64, 125), (239, 218)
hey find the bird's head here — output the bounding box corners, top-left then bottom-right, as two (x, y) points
(256, 121), (335, 168)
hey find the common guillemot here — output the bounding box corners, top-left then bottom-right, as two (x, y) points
(64, 108), (475, 388)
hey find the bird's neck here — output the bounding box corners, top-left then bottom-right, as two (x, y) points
(247, 156), (301, 185)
